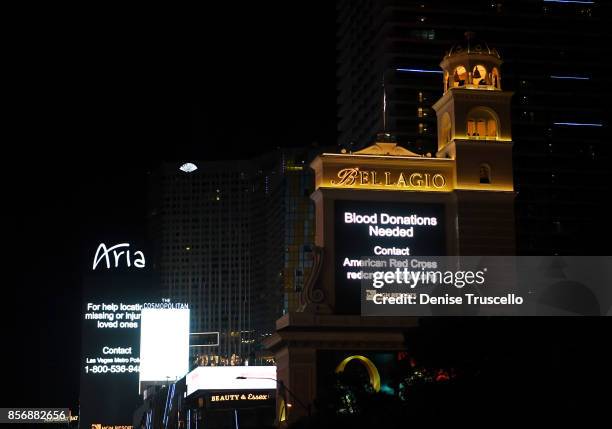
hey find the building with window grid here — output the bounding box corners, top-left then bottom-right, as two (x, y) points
(150, 161), (258, 366)
(336, 0), (610, 254)
(261, 148), (319, 317)
(149, 148), (322, 365)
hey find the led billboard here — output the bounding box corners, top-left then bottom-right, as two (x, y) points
(334, 200), (446, 313)
(139, 304), (190, 390)
(80, 238), (155, 429)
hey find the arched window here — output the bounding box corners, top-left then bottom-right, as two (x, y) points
(467, 107), (499, 139)
(472, 65), (487, 86)
(479, 164), (491, 184)
(492, 68), (501, 89)
(452, 66), (467, 87)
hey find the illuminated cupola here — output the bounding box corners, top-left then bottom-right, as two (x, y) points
(433, 32), (514, 191)
(434, 32), (514, 154)
(443, 32), (502, 93)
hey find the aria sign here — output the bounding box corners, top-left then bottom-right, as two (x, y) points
(92, 243), (145, 270)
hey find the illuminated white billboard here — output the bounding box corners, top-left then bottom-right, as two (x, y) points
(139, 305), (190, 389)
(186, 366), (277, 396)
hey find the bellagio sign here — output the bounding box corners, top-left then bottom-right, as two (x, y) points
(331, 167), (447, 190)
(311, 153), (455, 193)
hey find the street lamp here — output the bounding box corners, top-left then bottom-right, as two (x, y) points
(235, 376), (311, 419)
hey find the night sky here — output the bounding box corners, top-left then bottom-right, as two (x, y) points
(10, 4), (336, 409)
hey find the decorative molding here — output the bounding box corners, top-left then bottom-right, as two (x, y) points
(353, 142), (422, 157)
(298, 246), (332, 313)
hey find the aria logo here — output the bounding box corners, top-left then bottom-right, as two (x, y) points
(92, 243), (145, 270)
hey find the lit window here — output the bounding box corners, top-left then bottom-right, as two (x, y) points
(467, 107), (498, 139)
(417, 107), (424, 118)
(492, 68), (501, 89)
(467, 120), (475, 136)
(410, 29), (435, 40)
(472, 65), (487, 86)
(452, 66), (467, 87)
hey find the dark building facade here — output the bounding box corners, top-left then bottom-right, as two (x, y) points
(149, 148), (322, 365)
(336, 0), (611, 254)
(150, 161), (260, 365)
(259, 148), (321, 318)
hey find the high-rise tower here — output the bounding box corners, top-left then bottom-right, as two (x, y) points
(433, 34), (515, 254)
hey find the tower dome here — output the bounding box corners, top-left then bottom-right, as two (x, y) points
(441, 32), (503, 93)
(446, 32), (500, 58)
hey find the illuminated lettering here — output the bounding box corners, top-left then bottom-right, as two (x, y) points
(247, 393), (270, 400)
(332, 168), (359, 185)
(92, 243), (145, 270)
(432, 174), (446, 188)
(329, 168), (448, 190)
(409, 173), (423, 187)
(373, 246), (410, 256)
(396, 172), (407, 186)
(210, 393), (270, 402)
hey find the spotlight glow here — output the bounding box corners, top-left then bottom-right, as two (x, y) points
(179, 162), (198, 173)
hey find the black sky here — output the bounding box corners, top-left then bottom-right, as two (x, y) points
(9, 4), (337, 409)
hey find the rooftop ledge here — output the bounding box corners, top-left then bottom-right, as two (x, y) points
(275, 312), (419, 330)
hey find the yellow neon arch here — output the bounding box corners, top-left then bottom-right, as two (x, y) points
(335, 355), (381, 392)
